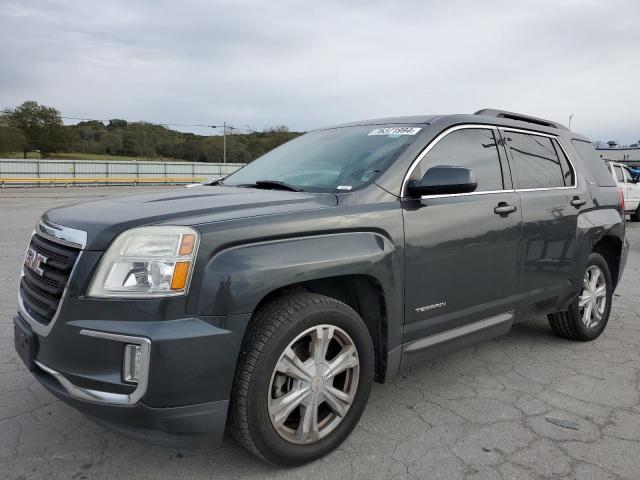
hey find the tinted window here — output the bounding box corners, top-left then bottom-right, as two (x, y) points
(416, 128), (504, 192)
(571, 139), (617, 187)
(506, 132), (564, 189)
(614, 166), (624, 183)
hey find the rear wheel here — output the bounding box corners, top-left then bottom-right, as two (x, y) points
(548, 252), (612, 341)
(630, 206), (640, 222)
(229, 292), (374, 466)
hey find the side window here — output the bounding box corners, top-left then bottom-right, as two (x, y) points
(505, 132), (565, 189)
(623, 168), (633, 183)
(415, 128), (504, 192)
(614, 166), (625, 183)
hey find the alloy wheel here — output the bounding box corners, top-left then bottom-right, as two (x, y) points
(268, 325), (360, 444)
(579, 265), (607, 329)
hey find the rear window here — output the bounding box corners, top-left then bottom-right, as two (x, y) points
(571, 140), (616, 187)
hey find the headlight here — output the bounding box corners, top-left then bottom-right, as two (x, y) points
(88, 226), (200, 298)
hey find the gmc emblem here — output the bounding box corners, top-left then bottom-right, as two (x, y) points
(24, 247), (47, 276)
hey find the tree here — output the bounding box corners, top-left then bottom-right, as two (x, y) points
(107, 119), (128, 130)
(9, 101), (68, 158)
(0, 113), (26, 153)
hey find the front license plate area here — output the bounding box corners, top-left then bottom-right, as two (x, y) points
(14, 318), (37, 371)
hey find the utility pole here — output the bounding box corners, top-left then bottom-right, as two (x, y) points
(223, 121), (226, 163)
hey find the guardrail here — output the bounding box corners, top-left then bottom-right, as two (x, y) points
(0, 159), (245, 187)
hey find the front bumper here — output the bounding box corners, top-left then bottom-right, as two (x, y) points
(34, 358), (229, 446)
(15, 311), (252, 447)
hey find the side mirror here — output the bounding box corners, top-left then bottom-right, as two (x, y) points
(406, 165), (478, 197)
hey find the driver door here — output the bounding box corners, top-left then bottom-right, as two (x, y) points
(402, 126), (522, 350)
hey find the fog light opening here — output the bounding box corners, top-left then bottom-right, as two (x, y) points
(123, 344), (143, 384)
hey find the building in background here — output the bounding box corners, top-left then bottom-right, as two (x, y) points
(596, 140), (640, 168)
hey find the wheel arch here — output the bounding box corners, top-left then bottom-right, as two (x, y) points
(592, 235), (623, 289)
(252, 274), (389, 383)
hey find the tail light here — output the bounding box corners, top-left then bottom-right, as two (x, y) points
(618, 188), (625, 212)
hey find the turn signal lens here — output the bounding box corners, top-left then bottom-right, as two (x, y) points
(179, 234), (196, 255)
(171, 261), (191, 290)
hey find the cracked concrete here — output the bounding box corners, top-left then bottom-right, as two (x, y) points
(1, 186), (639, 480)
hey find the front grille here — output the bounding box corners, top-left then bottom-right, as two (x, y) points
(19, 234), (81, 324)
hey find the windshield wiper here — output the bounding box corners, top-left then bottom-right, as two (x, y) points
(239, 180), (304, 192)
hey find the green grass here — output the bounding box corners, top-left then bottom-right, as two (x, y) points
(0, 152), (181, 161)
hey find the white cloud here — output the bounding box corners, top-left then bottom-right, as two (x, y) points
(1, 0), (639, 143)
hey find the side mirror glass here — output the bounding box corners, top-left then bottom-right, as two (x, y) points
(406, 165), (478, 197)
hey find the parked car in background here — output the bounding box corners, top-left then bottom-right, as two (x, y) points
(14, 109), (628, 465)
(607, 161), (640, 221)
(627, 166), (640, 181)
(185, 176), (223, 188)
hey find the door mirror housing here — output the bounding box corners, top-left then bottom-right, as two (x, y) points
(406, 165), (478, 197)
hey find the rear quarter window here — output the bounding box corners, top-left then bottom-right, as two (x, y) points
(571, 139), (616, 187)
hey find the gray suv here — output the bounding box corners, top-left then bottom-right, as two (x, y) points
(14, 109), (628, 465)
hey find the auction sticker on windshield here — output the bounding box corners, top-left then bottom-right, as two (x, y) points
(368, 127), (421, 136)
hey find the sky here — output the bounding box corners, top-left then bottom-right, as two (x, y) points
(1, 0), (639, 144)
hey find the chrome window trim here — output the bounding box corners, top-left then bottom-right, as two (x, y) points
(17, 221), (87, 337)
(420, 189), (516, 200)
(402, 123), (580, 199)
(34, 330), (151, 405)
(500, 126), (557, 139)
(401, 124), (500, 197)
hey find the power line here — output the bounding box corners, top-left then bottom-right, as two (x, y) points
(2, 109), (257, 133)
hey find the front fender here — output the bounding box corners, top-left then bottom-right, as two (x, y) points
(187, 232), (401, 318)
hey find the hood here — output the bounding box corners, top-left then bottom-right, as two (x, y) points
(43, 186), (338, 250)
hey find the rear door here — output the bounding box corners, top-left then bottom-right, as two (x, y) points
(502, 128), (584, 312)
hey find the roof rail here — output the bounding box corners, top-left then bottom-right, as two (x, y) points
(474, 109), (569, 131)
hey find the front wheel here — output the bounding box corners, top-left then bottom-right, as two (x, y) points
(548, 252), (613, 341)
(229, 292), (374, 466)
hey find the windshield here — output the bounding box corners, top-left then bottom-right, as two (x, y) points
(223, 124), (423, 192)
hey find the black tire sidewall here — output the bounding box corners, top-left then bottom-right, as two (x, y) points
(569, 252), (613, 340)
(246, 299), (374, 465)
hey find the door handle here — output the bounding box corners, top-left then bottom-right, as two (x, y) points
(494, 202), (517, 215)
(570, 196), (586, 207)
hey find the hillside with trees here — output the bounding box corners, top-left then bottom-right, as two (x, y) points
(0, 101), (302, 163)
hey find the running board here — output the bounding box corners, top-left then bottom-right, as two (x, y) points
(401, 312), (514, 368)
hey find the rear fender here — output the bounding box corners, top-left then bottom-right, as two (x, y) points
(573, 207), (625, 288)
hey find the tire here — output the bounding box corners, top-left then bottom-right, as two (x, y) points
(631, 207), (640, 222)
(228, 292), (374, 466)
(547, 252), (613, 341)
